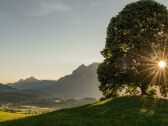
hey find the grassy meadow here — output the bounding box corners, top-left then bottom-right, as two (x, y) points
(1, 96), (168, 126)
(0, 111), (31, 122)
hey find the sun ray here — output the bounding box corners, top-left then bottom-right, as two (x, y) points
(139, 65), (158, 73)
(141, 68), (159, 83)
(149, 69), (160, 85)
(128, 40), (168, 89)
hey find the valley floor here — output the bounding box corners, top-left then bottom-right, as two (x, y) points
(0, 111), (31, 122)
(0, 96), (168, 126)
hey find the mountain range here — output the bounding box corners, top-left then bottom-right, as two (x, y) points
(41, 63), (101, 99)
(3, 63), (101, 100)
(8, 76), (55, 90)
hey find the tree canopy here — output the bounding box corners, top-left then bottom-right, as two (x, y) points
(97, 0), (168, 98)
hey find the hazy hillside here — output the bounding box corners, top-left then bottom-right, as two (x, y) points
(1, 96), (168, 126)
(0, 84), (17, 93)
(7, 63), (101, 99)
(41, 63), (101, 99)
(0, 91), (55, 107)
(0, 83), (55, 107)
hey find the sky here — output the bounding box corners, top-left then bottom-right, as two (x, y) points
(1, 0), (168, 83)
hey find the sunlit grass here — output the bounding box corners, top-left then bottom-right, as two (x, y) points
(92, 98), (112, 106)
(0, 111), (32, 122)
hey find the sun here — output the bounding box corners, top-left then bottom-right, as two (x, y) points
(158, 60), (166, 68)
(131, 41), (168, 85)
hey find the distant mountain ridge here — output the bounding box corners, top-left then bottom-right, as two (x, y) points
(7, 76), (56, 90)
(6, 63), (102, 99)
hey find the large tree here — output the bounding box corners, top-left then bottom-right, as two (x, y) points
(97, 0), (168, 98)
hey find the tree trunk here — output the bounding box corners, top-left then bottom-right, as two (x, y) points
(141, 88), (147, 96)
(140, 83), (148, 96)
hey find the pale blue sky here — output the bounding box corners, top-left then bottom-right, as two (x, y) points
(0, 0), (168, 83)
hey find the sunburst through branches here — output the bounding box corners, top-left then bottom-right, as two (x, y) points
(135, 42), (168, 87)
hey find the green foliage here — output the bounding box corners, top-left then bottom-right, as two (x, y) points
(98, 0), (168, 98)
(2, 96), (168, 126)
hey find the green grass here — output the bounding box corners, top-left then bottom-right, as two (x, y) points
(0, 111), (31, 122)
(1, 96), (168, 126)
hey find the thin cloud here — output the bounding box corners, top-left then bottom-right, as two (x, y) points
(27, 0), (70, 16)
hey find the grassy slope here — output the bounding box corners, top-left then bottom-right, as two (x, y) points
(1, 96), (168, 126)
(0, 111), (31, 122)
